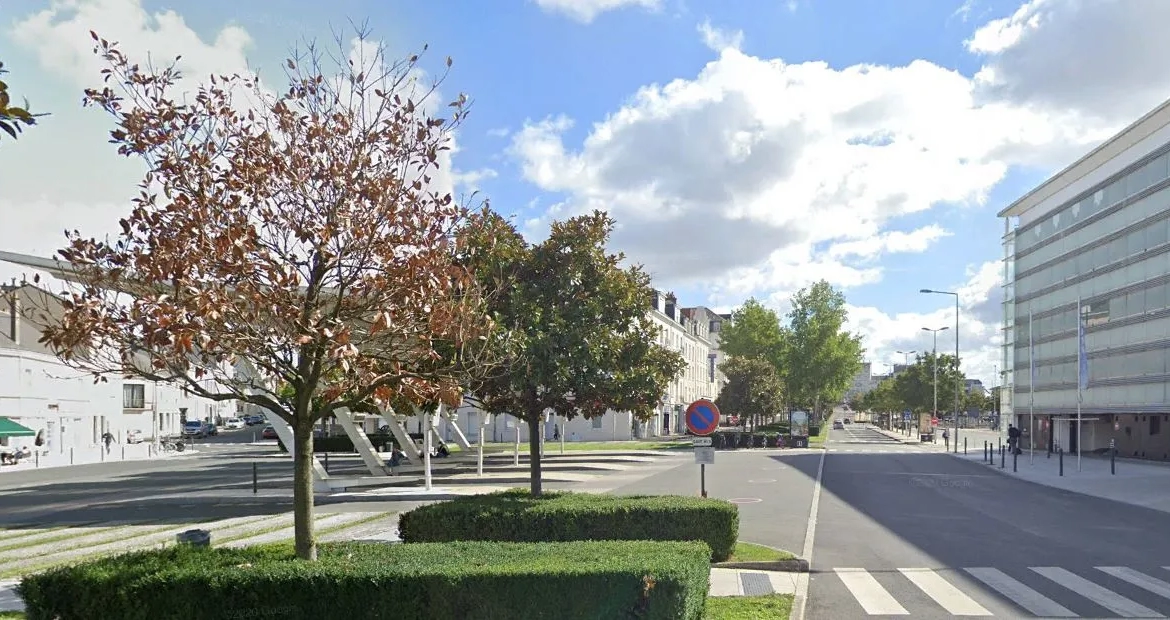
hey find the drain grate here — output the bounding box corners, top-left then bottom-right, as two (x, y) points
(740, 572), (774, 596)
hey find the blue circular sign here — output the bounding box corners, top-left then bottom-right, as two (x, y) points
(686, 399), (721, 436)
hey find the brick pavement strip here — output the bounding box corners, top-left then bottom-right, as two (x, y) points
(0, 514), (277, 578)
(221, 512), (387, 548)
(0, 523), (161, 561)
(0, 526), (70, 544)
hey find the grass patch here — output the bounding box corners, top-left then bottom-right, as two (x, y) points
(0, 611), (26, 619)
(705, 594), (793, 619)
(809, 422), (831, 448)
(728, 542), (795, 562)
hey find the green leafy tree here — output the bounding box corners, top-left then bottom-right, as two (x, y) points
(461, 209), (685, 496)
(0, 61), (44, 140)
(715, 356), (784, 431)
(719, 298), (788, 371)
(891, 352), (965, 414)
(858, 377), (903, 428)
(785, 281), (864, 420)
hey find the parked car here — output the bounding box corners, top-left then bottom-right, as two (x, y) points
(261, 426), (278, 440)
(125, 429), (144, 444)
(832, 420), (844, 430)
(182, 421), (207, 438)
(205, 424), (219, 436)
(224, 418), (245, 430)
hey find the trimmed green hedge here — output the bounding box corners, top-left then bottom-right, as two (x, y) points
(17, 540), (709, 620)
(398, 490), (738, 562)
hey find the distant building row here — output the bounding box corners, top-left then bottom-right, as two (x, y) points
(1, 280), (731, 456)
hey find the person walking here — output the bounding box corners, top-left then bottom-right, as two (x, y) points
(942, 428), (950, 451)
(102, 431), (115, 455)
(1008, 424), (1021, 455)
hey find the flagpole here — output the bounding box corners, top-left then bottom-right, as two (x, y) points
(1029, 310), (1035, 465)
(1076, 297), (1083, 472)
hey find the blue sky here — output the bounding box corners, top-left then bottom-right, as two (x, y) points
(3, 0), (1168, 385)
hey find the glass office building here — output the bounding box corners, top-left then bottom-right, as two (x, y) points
(1000, 99), (1170, 461)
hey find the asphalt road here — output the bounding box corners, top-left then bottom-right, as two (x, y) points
(805, 423), (1170, 619)
(0, 441), (666, 525)
(614, 420), (1170, 618)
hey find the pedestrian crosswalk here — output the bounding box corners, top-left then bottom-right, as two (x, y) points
(827, 565), (1170, 617)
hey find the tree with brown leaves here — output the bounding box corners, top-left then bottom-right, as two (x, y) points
(38, 29), (500, 560)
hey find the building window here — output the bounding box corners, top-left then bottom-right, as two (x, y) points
(123, 384), (145, 409)
(1152, 415), (1161, 436)
(592, 417), (603, 429)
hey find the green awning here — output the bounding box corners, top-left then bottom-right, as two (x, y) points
(0, 417), (36, 438)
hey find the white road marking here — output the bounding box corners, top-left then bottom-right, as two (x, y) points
(835, 568), (908, 615)
(898, 568), (991, 616)
(964, 567), (1076, 617)
(1098, 567), (1170, 601)
(1032, 566), (1162, 618)
(793, 447), (825, 620)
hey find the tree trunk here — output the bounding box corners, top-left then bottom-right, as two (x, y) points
(527, 412), (543, 496)
(292, 419), (317, 560)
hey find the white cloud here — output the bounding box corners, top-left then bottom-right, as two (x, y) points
(968, 0), (1170, 124)
(508, 0), (1170, 389)
(698, 20), (744, 52)
(828, 225), (952, 261)
(846, 260), (1004, 388)
(0, 0), (465, 288)
(532, 0), (662, 23)
(507, 46), (1101, 293)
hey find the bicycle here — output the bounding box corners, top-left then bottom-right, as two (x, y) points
(159, 438), (187, 453)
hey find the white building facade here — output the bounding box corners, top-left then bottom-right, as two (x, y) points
(1, 283), (237, 455)
(1, 284), (123, 456)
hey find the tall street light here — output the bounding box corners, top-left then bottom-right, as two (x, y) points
(922, 326), (949, 439)
(921, 288), (960, 453)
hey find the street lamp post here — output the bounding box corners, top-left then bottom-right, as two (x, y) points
(921, 288), (960, 453)
(922, 326), (949, 439)
(895, 350), (916, 433)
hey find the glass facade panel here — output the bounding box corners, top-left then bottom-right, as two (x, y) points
(1016, 152), (1170, 256)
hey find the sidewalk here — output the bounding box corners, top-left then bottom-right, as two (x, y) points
(709, 568), (798, 597)
(953, 447), (1170, 514)
(871, 426), (1170, 514)
(0, 442), (197, 474)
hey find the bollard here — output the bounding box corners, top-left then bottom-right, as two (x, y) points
(984, 441), (988, 462)
(252, 462), (258, 494)
(122, 446), (126, 461)
(1059, 448), (1064, 476)
(324, 451), (330, 473)
(70, 447), (74, 465)
(964, 437), (967, 455)
(1000, 445), (1005, 469)
(1110, 439), (1116, 475)
(1013, 449), (1017, 472)
(35, 451), (38, 468)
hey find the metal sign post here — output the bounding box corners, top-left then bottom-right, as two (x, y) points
(685, 399), (721, 498)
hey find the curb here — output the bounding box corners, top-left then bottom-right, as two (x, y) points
(713, 559), (809, 572)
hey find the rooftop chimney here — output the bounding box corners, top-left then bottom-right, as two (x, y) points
(665, 292), (677, 321)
